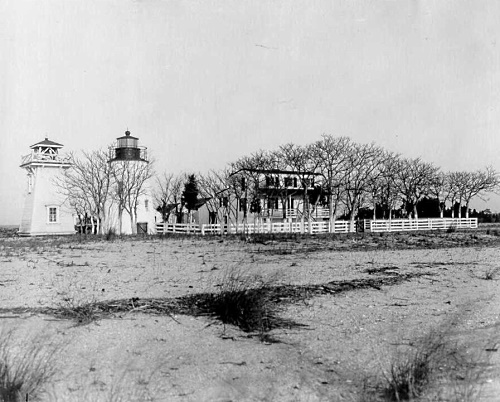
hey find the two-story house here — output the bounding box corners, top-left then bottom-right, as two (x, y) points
(195, 168), (329, 226)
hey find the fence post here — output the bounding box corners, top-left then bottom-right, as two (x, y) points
(201, 224), (205, 236)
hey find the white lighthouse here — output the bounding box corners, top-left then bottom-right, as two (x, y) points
(19, 138), (75, 236)
(108, 130), (158, 234)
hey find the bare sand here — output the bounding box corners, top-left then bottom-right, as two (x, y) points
(0, 230), (499, 401)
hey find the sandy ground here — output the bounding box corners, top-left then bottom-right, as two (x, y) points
(0, 230), (500, 401)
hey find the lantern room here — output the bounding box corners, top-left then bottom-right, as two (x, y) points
(109, 130), (148, 162)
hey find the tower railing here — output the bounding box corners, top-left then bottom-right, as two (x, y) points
(20, 152), (71, 166)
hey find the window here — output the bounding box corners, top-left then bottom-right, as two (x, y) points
(48, 207), (58, 223)
(284, 177), (292, 187)
(145, 199), (149, 211)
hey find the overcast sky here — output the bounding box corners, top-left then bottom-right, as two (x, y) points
(2, 1), (500, 225)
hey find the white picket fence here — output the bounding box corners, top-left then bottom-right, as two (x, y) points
(156, 220), (352, 235)
(156, 217), (478, 236)
(155, 223), (202, 234)
(364, 218), (478, 233)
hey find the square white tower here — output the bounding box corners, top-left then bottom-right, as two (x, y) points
(19, 138), (75, 236)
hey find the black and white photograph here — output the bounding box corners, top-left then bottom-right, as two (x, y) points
(1, 1), (500, 400)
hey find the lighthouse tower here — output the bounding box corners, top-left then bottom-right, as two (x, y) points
(19, 138), (75, 236)
(108, 130), (157, 234)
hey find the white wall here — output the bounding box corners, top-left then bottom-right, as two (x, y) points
(19, 166), (75, 236)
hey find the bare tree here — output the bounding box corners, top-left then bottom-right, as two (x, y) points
(230, 150), (276, 225)
(339, 142), (386, 230)
(394, 157), (440, 219)
(225, 167), (247, 227)
(364, 151), (402, 220)
(153, 172), (184, 223)
(111, 158), (155, 234)
(460, 167), (499, 218)
(377, 152), (402, 220)
(278, 143), (322, 232)
(310, 135), (352, 231)
(198, 170), (232, 231)
(57, 149), (113, 234)
(428, 171), (461, 218)
(441, 172), (462, 218)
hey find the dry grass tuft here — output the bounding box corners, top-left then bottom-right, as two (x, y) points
(55, 302), (100, 325)
(104, 228), (117, 242)
(363, 322), (496, 402)
(382, 331), (447, 401)
(483, 267), (500, 280)
(205, 268), (277, 336)
(0, 328), (61, 402)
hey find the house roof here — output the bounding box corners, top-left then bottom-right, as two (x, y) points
(195, 197), (211, 209)
(30, 137), (63, 148)
(159, 203), (179, 211)
(232, 168), (322, 176)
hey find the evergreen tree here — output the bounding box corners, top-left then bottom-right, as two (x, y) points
(182, 174), (199, 217)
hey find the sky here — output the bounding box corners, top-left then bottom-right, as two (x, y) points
(1, 0), (500, 225)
